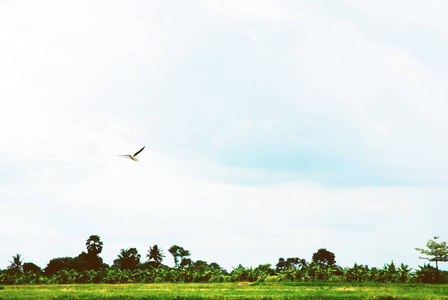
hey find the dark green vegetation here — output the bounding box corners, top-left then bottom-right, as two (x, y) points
(2, 282), (448, 299)
(1, 235), (447, 288)
(1, 260), (447, 285)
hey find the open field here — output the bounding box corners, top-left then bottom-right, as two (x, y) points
(1, 282), (448, 299)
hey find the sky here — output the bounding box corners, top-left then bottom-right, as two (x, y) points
(1, 0), (447, 271)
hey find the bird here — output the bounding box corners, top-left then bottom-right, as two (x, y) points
(118, 146), (145, 161)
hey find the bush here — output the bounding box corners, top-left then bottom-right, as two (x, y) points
(230, 266), (259, 282)
(265, 275), (279, 282)
(416, 264), (447, 283)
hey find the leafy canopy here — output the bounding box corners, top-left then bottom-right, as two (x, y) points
(114, 248), (141, 270)
(168, 245), (191, 268)
(415, 236), (448, 270)
(86, 235), (103, 256)
(312, 248), (336, 266)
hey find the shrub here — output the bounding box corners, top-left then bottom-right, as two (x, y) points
(265, 275), (279, 282)
(416, 264), (447, 283)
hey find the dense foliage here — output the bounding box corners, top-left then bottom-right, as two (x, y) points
(2, 235), (447, 285)
(1, 261), (447, 285)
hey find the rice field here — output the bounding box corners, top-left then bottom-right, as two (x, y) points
(1, 282), (448, 299)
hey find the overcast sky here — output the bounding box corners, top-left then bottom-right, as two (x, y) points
(1, 0), (448, 271)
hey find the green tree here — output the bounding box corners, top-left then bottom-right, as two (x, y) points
(255, 263), (275, 276)
(76, 251), (104, 270)
(114, 248), (141, 270)
(416, 236), (448, 270)
(146, 245), (165, 267)
(7, 254), (23, 272)
(85, 235), (104, 270)
(23, 262), (42, 274)
(44, 257), (74, 275)
(86, 235), (103, 256)
(44, 254), (91, 273)
(180, 257), (192, 268)
(168, 245), (191, 268)
(276, 257), (306, 271)
(312, 248), (336, 266)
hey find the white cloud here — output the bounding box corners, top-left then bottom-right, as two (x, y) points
(285, 6), (448, 184)
(2, 148), (447, 270)
(202, 0), (299, 23)
(242, 28), (260, 42)
(0, 0), (447, 273)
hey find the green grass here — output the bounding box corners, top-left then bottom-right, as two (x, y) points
(1, 282), (448, 299)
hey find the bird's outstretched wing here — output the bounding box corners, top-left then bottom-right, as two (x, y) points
(133, 146), (145, 157)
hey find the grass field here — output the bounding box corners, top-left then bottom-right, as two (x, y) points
(1, 282), (448, 299)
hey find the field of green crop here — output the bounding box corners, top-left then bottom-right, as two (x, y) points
(1, 282), (448, 299)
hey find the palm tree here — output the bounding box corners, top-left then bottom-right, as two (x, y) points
(113, 248), (141, 270)
(86, 235), (103, 255)
(8, 254), (23, 272)
(146, 245), (165, 267)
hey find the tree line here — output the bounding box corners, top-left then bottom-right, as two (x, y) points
(1, 235), (447, 285)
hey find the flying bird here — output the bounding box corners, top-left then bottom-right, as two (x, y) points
(118, 146), (145, 161)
